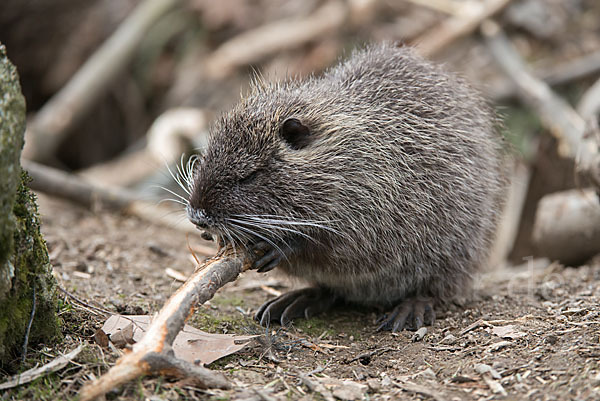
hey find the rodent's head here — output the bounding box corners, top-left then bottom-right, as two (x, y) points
(186, 83), (337, 246)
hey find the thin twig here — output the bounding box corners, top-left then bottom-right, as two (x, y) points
(23, 160), (136, 210)
(23, 0), (182, 163)
(0, 345), (85, 390)
(23, 160), (197, 233)
(21, 282), (37, 364)
(345, 347), (394, 364)
(413, 0), (514, 57)
(58, 285), (113, 316)
(79, 247), (250, 401)
(205, 1), (348, 79)
(482, 20), (600, 188)
(489, 49), (600, 101)
(577, 76), (600, 121)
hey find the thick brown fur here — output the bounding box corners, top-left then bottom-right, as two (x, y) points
(187, 43), (507, 308)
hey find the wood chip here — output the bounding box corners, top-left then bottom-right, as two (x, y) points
(165, 267), (188, 282)
(491, 325), (527, 339)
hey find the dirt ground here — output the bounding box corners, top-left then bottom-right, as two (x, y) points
(5, 193), (600, 400)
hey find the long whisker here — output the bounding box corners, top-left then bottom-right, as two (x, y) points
(184, 154), (199, 191)
(237, 220), (291, 249)
(235, 214), (346, 237)
(166, 160), (191, 196)
(154, 184), (188, 204)
(174, 155), (191, 196)
(227, 227), (250, 255)
(221, 226), (237, 258)
(238, 213), (333, 224)
(228, 222), (289, 260)
(228, 217), (316, 243)
(158, 197), (187, 207)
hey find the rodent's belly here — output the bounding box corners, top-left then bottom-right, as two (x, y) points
(280, 261), (416, 306)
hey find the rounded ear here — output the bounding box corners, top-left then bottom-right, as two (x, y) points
(280, 118), (311, 150)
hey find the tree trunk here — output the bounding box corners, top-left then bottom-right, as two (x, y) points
(0, 43), (60, 370)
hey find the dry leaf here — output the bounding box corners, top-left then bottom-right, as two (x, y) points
(94, 328), (109, 348)
(319, 378), (368, 401)
(491, 324), (526, 339)
(109, 322), (136, 347)
(102, 315), (257, 365)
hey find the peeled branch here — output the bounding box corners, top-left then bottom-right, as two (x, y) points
(532, 189), (600, 266)
(482, 20), (600, 189)
(79, 247), (251, 401)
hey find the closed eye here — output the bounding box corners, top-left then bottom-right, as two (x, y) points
(239, 170), (259, 185)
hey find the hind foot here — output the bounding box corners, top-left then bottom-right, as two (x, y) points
(255, 287), (336, 327)
(376, 297), (435, 333)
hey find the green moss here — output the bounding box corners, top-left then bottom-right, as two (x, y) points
(210, 294), (245, 308)
(8, 374), (64, 401)
(0, 175), (61, 369)
(0, 44), (60, 368)
(0, 44), (25, 299)
(192, 311), (250, 333)
(208, 396), (231, 401)
(293, 317), (334, 338)
(496, 103), (541, 161)
(207, 353), (250, 370)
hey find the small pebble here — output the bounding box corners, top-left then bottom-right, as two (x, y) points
(412, 327), (427, 341)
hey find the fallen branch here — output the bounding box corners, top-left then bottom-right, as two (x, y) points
(79, 108), (209, 188)
(23, 0), (182, 163)
(0, 344), (84, 390)
(577, 75), (600, 122)
(23, 160), (197, 233)
(205, 1), (348, 79)
(79, 247), (251, 401)
(405, 0), (464, 16)
(413, 0), (514, 57)
(532, 189), (600, 266)
(489, 49), (600, 101)
(168, 0), (381, 105)
(482, 20), (600, 189)
(23, 159), (135, 210)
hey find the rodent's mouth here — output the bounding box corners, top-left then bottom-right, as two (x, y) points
(186, 206), (222, 242)
(186, 206), (214, 230)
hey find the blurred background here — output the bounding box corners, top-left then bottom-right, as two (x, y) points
(1, 0), (599, 266)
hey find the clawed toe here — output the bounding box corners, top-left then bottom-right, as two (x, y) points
(250, 241), (288, 273)
(255, 288), (335, 327)
(377, 297), (435, 333)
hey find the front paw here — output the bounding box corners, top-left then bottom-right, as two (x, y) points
(250, 241), (288, 273)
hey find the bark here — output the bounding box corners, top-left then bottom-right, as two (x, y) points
(0, 44), (60, 369)
(79, 248), (249, 401)
(532, 189), (600, 266)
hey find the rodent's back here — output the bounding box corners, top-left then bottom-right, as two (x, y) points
(191, 43), (506, 307)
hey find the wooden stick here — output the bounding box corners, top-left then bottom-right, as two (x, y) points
(23, 0), (181, 163)
(23, 159), (197, 233)
(413, 0), (514, 57)
(577, 76), (600, 121)
(79, 248), (250, 401)
(79, 108), (208, 188)
(482, 20), (600, 188)
(23, 159), (136, 210)
(532, 189), (600, 266)
(205, 1), (348, 79)
(405, 0), (463, 16)
(489, 49), (600, 101)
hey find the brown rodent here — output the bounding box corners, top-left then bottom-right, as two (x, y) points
(185, 43), (507, 332)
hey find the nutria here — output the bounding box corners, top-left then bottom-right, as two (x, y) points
(185, 43), (506, 332)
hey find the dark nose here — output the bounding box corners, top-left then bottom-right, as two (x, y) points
(187, 206), (209, 229)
